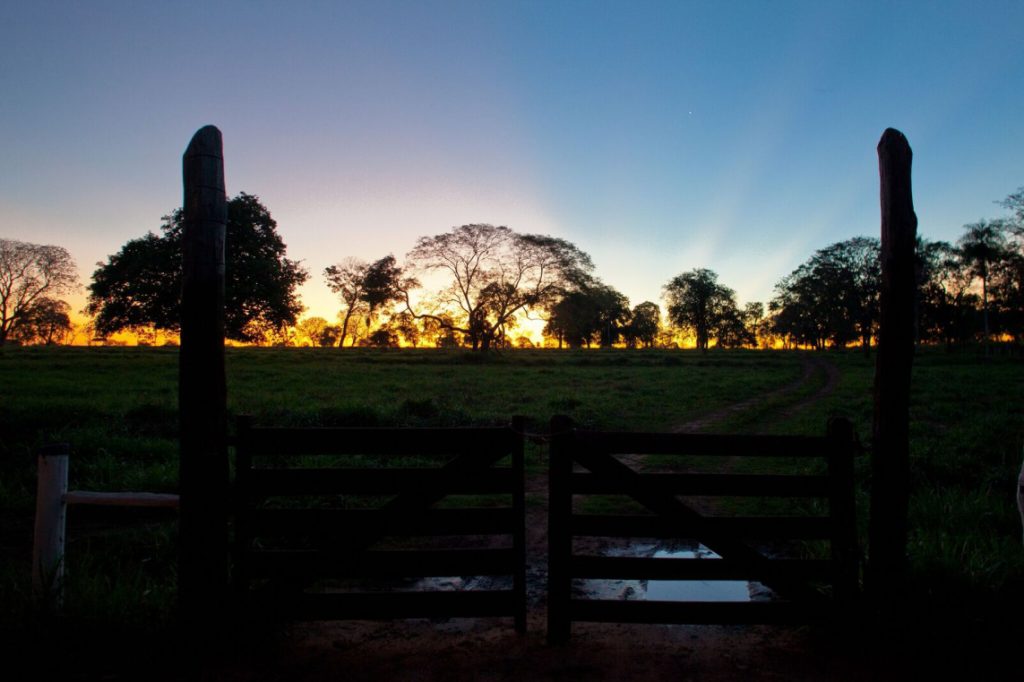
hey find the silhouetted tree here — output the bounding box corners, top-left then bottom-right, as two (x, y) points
(663, 268), (736, 351)
(545, 281), (629, 348)
(716, 301), (758, 349)
(0, 239), (78, 346)
(958, 219), (1008, 351)
(325, 254), (405, 347)
(390, 311), (421, 347)
(364, 327), (399, 347)
(1001, 186), (1024, 235)
(10, 297), (73, 345)
(624, 301), (661, 348)
(404, 224), (593, 350)
(741, 302), (768, 348)
(324, 258), (368, 347)
(769, 238), (880, 351)
(915, 239), (975, 348)
(319, 324), (342, 347)
(87, 193), (307, 343)
(991, 250), (1024, 346)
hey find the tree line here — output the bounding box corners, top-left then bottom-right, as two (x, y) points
(2, 187), (1022, 350)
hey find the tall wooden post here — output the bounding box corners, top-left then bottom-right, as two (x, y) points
(547, 415), (574, 644)
(179, 125), (228, 626)
(868, 128), (917, 604)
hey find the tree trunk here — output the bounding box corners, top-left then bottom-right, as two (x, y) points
(868, 128), (917, 607)
(338, 307), (354, 348)
(982, 275), (990, 355)
(178, 125), (228, 633)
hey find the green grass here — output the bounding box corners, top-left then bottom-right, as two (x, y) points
(1, 344), (1023, 665)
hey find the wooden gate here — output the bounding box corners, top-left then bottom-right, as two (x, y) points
(547, 415), (858, 643)
(234, 416), (526, 632)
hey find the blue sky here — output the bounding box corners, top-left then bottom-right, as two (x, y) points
(2, 1), (1022, 323)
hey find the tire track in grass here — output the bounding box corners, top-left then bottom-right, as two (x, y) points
(671, 355), (839, 434)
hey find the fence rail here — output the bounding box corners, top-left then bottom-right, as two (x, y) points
(32, 443), (180, 609)
(34, 414), (858, 639)
(233, 415), (527, 632)
(547, 415), (858, 643)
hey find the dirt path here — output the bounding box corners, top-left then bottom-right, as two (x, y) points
(673, 354), (840, 434)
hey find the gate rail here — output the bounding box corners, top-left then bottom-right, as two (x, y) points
(547, 415), (858, 643)
(234, 416), (526, 632)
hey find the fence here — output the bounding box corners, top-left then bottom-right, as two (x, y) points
(34, 415), (860, 638)
(233, 416), (527, 632)
(547, 415), (858, 643)
(32, 443), (180, 608)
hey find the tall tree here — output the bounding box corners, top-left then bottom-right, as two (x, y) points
(10, 297), (73, 345)
(958, 219), (1008, 351)
(544, 281), (630, 348)
(324, 258), (369, 347)
(769, 238), (880, 351)
(625, 301), (661, 348)
(87, 193), (307, 343)
(1000, 186), (1024, 235)
(990, 250), (1024, 346)
(916, 238), (977, 348)
(716, 301), (758, 349)
(663, 268), (736, 351)
(741, 302), (768, 348)
(324, 254), (405, 347)
(404, 224), (593, 350)
(0, 239), (78, 346)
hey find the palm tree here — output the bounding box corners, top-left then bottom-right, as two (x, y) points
(958, 219), (1008, 352)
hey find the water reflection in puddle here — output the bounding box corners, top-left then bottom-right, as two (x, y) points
(644, 547), (751, 602)
(574, 543), (766, 603)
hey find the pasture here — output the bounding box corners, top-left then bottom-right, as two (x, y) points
(1, 346), (1022, 670)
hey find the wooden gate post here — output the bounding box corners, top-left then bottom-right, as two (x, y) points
(547, 415), (574, 644)
(868, 128), (917, 605)
(32, 443), (70, 609)
(179, 125), (229, 626)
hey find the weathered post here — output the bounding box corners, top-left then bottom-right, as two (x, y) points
(547, 415), (574, 644)
(868, 128), (917, 605)
(32, 443), (69, 609)
(826, 418), (858, 606)
(179, 126), (228, 627)
(510, 415), (527, 634)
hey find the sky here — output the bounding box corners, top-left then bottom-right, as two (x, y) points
(2, 0), (1023, 327)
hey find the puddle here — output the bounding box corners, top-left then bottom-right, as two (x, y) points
(574, 543), (769, 603)
(644, 546), (751, 602)
(332, 543), (768, 604)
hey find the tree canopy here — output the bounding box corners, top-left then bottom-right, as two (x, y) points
(0, 239), (78, 346)
(87, 193), (307, 343)
(324, 254), (404, 347)
(663, 268), (742, 351)
(958, 219), (1008, 348)
(544, 281), (630, 348)
(404, 224), (594, 350)
(769, 237), (880, 351)
(624, 301), (661, 349)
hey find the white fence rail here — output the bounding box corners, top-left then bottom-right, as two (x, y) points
(32, 444), (179, 608)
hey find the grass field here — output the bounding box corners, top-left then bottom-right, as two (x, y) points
(1, 345), (1022, 664)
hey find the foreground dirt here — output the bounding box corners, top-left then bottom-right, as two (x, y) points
(200, 618), (888, 682)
